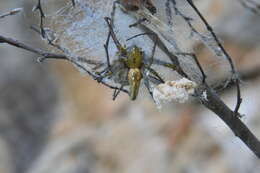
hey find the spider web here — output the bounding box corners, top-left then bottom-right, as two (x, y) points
(43, 0), (234, 97)
(151, 0), (232, 84)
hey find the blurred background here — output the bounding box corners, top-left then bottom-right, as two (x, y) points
(0, 0), (260, 173)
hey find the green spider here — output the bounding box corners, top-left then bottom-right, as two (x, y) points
(96, 17), (181, 100)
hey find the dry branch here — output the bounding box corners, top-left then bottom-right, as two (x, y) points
(0, 35), (128, 94)
(0, 8), (23, 19)
(0, 0), (260, 158)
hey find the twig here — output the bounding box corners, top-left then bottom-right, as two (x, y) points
(0, 35), (66, 60)
(185, 0), (242, 115)
(126, 7), (193, 79)
(71, 0), (76, 6)
(213, 65), (260, 92)
(0, 8), (23, 19)
(238, 0), (260, 14)
(165, 0), (259, 157)
(184, 0), (259, 157)
(197, 84), (260, 158)
(32, 0), (46, 38)
(30, 1), (129, 97)
(1, 0), (259, 159)
(0, 34), (128, 94)
(124, 0), (260, 158)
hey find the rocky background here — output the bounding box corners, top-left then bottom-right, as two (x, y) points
(0, 0), (260, 173)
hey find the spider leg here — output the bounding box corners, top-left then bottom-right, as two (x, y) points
(113, 89), (119, 100)
(113, 84), (125, 100)
(129, 18), (147, 28)
(144, 65), (165, 83)
(149, 58), (179, 70)
(142, 67), (169, 100)
(104, 17), (124, 53)
(104, 30), (112, 69)
(176, 52), (207, 83)
(143, 76), (154, 98)
(151, 57), (192, 80)
(99, 26), (112, 82)
(111, 0), (120, 26)
(102, 16), (125, 81)
(94, 63), (116, 83)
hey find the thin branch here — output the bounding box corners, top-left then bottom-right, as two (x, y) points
(126, 7), (192, 78)
(30, 1), (129, 97)
(72, 0), (76, 6)
(0, 35), (66, 60)
(0, 34), (128, 94)
(0, 8), (23, 19)
(184, 0), (259, 157)
(125, 0), (260, 158)
(213, 65), (260, 92)
(197, 84), (260, 158)
(1, 0), (259, 159)
(179, 0), (260, 157)
(32, 0), (46, 38)
(238, 0), (260, 14)
(185, 0), (242, 115)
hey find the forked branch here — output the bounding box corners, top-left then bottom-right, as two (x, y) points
(0, 35), (128, 94)
(122, 0), (260, 158)
(1, 0), (260, 159)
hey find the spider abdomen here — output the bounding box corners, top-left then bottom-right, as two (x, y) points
(128, 68), (142, 100)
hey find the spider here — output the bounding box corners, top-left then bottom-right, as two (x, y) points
(97, 17), (181, 100)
